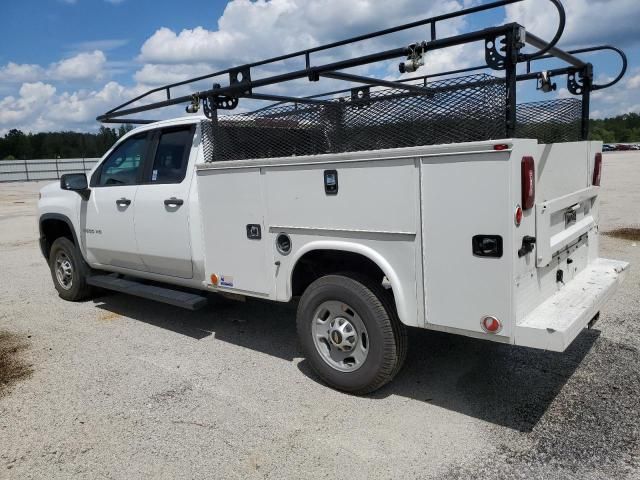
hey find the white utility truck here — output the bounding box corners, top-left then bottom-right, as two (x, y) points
(38, 0), (629, 394)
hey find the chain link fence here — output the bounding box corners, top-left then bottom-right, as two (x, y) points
(0, 158), (99, 183)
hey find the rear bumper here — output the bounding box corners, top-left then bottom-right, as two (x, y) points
(514, 258), (629, 351)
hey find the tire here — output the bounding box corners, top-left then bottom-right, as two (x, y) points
(296, 273), (407, 395)
(48, 237), (93, 301)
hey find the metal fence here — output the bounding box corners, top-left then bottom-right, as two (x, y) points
(0, 158), (100, 183)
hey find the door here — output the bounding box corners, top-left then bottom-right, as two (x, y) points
(421, 152), (512, 334)
(83, 132), (149, 271)
(197, 167), (271, 295)
(133, 125), (195, 279)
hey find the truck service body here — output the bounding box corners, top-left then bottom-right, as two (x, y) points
(37, 0), (629, 393)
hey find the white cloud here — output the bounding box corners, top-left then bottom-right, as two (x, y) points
(627, 73), (640, 90)
(1, 51), (109, 85)
(135, 0), (472, 105)
(0, 82), (57, 126)
(0, 81), (147, 132)
(69, 39), (128, 53)
(139, 0), (467, 66)
(48, 50), (107, 81)
(133, 63), (216, 86)
(588, 68), (640, 118)
(505, 0), (640, 49)
(0, 62), (45, 83)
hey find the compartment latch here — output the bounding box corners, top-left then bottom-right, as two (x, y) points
(518, 235), (536, 257)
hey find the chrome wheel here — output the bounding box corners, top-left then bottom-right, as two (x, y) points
(312, 300), (369, 372)
(54, 251), (73, 290)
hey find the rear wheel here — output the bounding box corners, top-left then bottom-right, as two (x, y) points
(296, 273), (407, 394)
(49, 237), (93, 301)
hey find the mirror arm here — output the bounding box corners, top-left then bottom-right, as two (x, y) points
(79, 188), (91, 201)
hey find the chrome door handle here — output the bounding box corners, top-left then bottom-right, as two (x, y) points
(164, 197), (184, 207)
(116, 197), (131, 206)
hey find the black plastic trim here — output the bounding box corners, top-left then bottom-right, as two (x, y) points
(39, 213), (81, 260)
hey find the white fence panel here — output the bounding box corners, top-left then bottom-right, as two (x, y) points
(0, 158), (100, 183)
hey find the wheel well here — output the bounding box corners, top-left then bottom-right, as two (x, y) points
(40, 218), (74, 259)
(291, 250), (387, 297)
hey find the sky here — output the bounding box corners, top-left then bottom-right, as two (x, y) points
(1, 0), (639, 134)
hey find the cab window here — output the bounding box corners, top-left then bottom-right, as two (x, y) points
(148, 127), (193, 184)
(95, 134), (147, 186)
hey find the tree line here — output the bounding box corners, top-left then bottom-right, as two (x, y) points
(590, 112), (640, 144)
(0, 111), (638, 160)
(0, 125), (133, 160)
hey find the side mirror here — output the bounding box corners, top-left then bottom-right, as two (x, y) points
(60, 173), (90, 199)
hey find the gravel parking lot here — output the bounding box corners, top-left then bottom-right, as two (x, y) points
(1, 152), (639, 479)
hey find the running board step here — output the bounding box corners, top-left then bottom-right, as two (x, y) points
(87, 274), (208, 310)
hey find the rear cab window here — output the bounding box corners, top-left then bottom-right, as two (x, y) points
(146, 126), (195, 184)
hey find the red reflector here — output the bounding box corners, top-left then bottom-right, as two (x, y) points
(521, 156), (535, 210)
(493, 144), (509, 151)
(593, 152), (602, 186)
(481, 316), (502, 334)
(514, 205), (523, 226)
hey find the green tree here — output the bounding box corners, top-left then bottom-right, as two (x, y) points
(117, 124), (134, 138)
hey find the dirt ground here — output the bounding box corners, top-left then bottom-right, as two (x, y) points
(0, 152), (639, 479)
(0, 332), (31, 398)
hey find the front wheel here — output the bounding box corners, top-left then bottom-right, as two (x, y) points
(48, 237), (93, 301)
(296, 273), (407, 395)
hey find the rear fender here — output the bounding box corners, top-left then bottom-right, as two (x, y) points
(288, 240), (417, 327)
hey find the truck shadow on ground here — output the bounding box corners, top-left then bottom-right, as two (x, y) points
(366, 327), (599, 432)
(93, 292), (598, 433)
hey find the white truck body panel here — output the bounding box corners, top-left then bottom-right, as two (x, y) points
(38, 118), (629, 352)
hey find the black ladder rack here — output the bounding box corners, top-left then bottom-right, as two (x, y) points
(97, 0), (627, 150)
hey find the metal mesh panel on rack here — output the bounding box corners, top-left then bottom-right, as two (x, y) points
(516, 98), (582, 143)
(203, 74), (507, 162)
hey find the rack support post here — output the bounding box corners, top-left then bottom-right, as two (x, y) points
(504, 26), (522, 138)
(581, 63), (593, 140)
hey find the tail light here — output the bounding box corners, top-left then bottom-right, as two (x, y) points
(521, 156), (535, 210)
(593, 152), (602, 186)
(481, 316), (502, 334)
(514, 204), (523, 226)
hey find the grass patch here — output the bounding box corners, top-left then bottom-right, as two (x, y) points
(0, 331), (32, 397)
(602, 227), (640, 241)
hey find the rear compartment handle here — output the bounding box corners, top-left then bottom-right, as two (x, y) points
(518, 236), (536, 257)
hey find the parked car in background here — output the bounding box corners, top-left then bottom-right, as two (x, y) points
(603, 144), (615, 151)
(616, 144), (632, 151)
